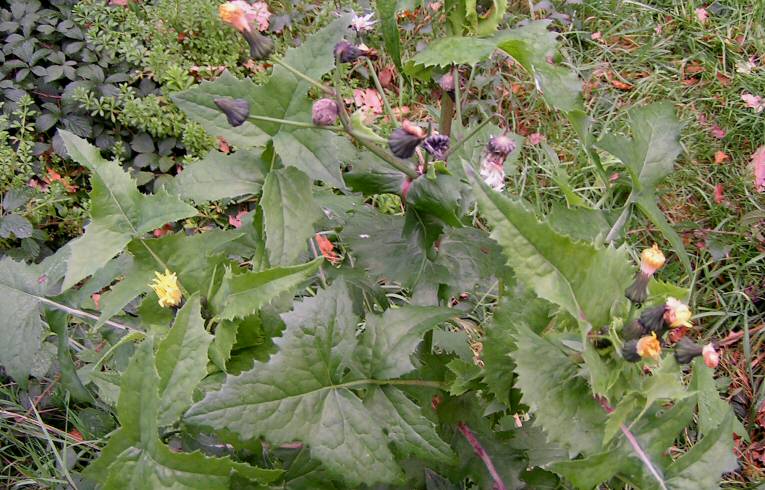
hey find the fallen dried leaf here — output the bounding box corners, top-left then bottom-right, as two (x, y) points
(752, 145), (765, 192)
(315, 233), (341, 265)
(695, 7), (709, 24)
(714, 184), (725, 204)
(714, 151), (729, 164)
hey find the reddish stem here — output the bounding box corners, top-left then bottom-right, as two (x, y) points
(457, 421), (506, 490)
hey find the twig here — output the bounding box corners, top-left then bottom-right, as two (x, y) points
(29, 402), (79, 490)
(444, 114), (499, 160)
(719, 323), (765, 347)
(457, 421), (506, 490)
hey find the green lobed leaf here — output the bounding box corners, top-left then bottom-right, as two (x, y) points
(186, 280), (453, 485)
(261, 166), (322, 266)
(58, 131), (197, 291)
(165, 148), (268, 203)
(469, 166), (633, 329)
(212, 258), (322, 320)
(155, 295), (213, 426)
(87, 339), (281, 489)
(412, 36), (499, 67)
(0, 257), (58, 385)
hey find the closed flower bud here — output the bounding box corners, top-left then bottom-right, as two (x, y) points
(312, 98), (339, 126)
(674, 337), (703, 364)
(242, 29), (274, 60)
(214, 98), (250, 127)
(388, 120), (425, 159)
(636, 332), (661, 360)
(622, 339), (641, 362)
(438, 72), (455, 94)
(623, 319), (645, 341)
(422, 134), (450, 160)
(334, 40), (364, 63)
(664, 297), (693, 328)
(702, 343), (720, 368)
(624, 275), (650, 305)
(638, 304), (667, 336)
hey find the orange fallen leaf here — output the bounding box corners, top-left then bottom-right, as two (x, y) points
(714, 184), (725, 204)
(751, 145), (765, 192)
(716, 72), (731, 86)
(315, 233), (341, 265)
(714, 151), (729, 164)
(69, 428), (84, 442)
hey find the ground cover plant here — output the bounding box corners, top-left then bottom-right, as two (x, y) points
(1, 0), (764, 488)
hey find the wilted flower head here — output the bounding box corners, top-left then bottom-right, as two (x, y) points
(150, 269), (182, 308)
(422, 134), (450, 160)
(219, 0), (271, 32)
(636, 332), (661, 360)
(214, 98), (250, 127)
(626, 244), (666, 305)
(640, 244), (665, 275)
(702, 343), (720, 368)
(664, 297), (692, 328)
(480, 159), (505, 191)
(350, 12), (376, 32)
(312, 98), (339, 126)
(388, 120), (426, 159)
(334, 40), (365, 63)
(487, 134), (516, 158)
(674, 337), (704, 364)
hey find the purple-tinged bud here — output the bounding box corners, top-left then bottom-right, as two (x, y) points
(621, 339), (641, 362)
(622, 320), (645, 341)
(438, 72), (455, 93)
(334, 40), (364, 63)
(422, 134), (450, 160)
(214, 97), (250, 127)
(242, 29), (274, 60)
(638, 304), (668, 336)
(312, 98), (339, 126)
(487, 134), (516, 157)
(674, 337), (704, 365)
(388, 120), (426, 159)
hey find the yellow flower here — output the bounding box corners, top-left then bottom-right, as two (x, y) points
(664, 297), (692, 328)
(636, 332), (661, 360)
(640, 244), (666, 275)
(150, 269), (182, 308)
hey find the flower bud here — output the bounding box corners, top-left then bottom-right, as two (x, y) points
(334, 40), (364, 63)
(638, 304), (667, 336)
(422, 134), (450, 160)
(623, 319), (645, 341)
(622, 339), (641, 362)
(214, 98), (250, 127)
(664, 297), (692, 328)
(242, 29), (274, 60)
(312, 98), (339, 126)
(636, 332), (661, 360)
(438, 71), (455, 94)
(487, 134), (516, 158)
(673, 337), (703, 364)
(702, 343), (720, 368)
(624, 275), (650, 305)
(388, 120), (425, 159)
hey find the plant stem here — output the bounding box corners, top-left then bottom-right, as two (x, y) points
(439, 92), (454, 136)
(365, 58), (398, 127)
(606, 203), (633, 243)
(246, 113), (342, 131)
(444, 114), (498, 159)
(272, 58), (334, 95)
(457, 421), (506, 490)
(453, 67), (463, 124)
(37, 297), (140, 334)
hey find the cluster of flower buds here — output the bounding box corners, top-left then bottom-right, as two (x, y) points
(334, 40), (375, 64)
(625, 244), (665, 305)
(218, 0), (273, 60)
(214, 98), (250, 127)
(312, 98), (339, 126)
(388, 120), (426, 159)
(479, 134), (516, 191)
(624, 296), (694, 341)
(674, 337), (720, 368)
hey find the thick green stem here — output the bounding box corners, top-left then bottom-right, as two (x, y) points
(272, 58), (334, 95)
(246, 113), (342, 131)
(439, 92), (454, 136)
(454, 67), (463, 124)
(444, 114), (498, 159)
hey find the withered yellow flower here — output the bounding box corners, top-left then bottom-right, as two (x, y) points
(640, 244), (666, 275)
(150, 269), (182, 308)
(664, 297), (693, 328)
(636, 332), (661, 360)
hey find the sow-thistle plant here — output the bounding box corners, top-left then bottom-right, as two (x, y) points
(625, 243), (666, 304)
(0, 6), (743, 490)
